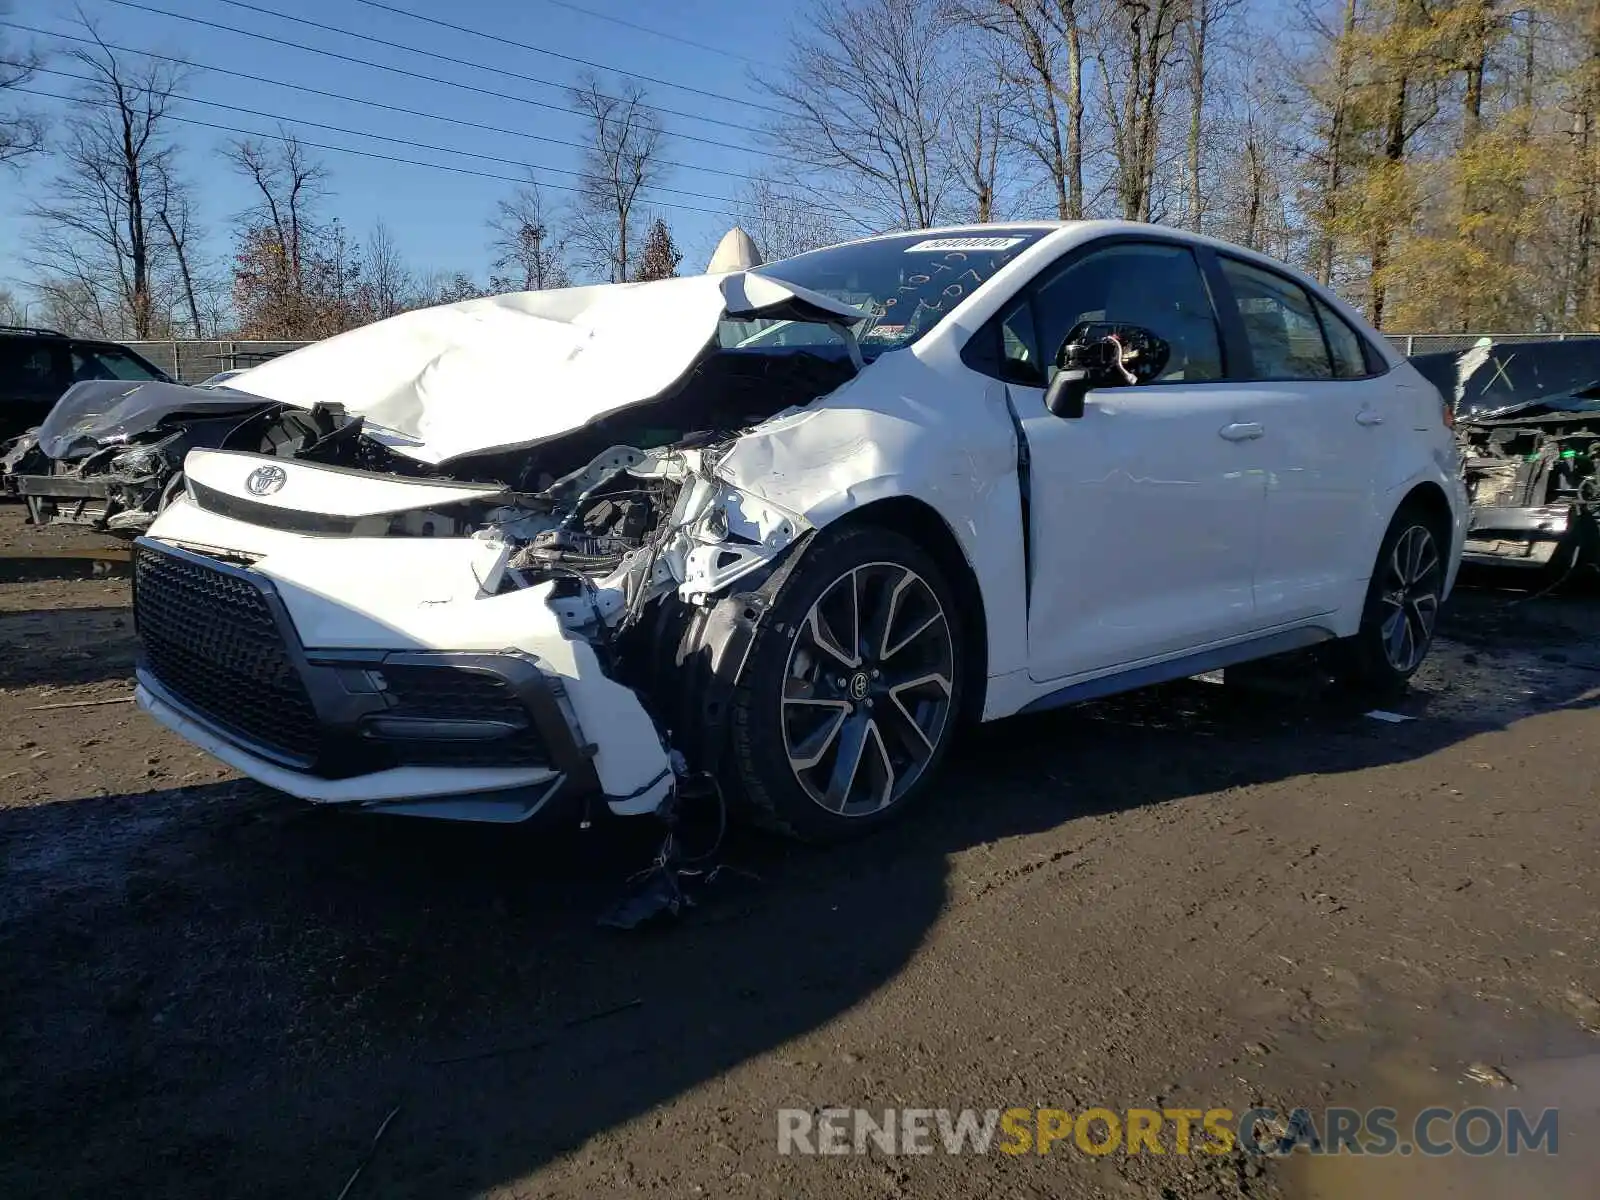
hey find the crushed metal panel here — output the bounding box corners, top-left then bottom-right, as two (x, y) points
(1415, 338), (1600, 569)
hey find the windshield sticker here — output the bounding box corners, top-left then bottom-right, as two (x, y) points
(861, 324), (906, 342)
(904, 236), (1027, 252)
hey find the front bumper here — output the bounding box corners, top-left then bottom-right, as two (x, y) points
(1461, 503), (1581, 567)
(14, 472), (117, 528)
(131, 534), (673, 822)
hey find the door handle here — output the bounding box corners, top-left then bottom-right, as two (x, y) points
(1356, 410), (1385, 426)
(1218, 422), (1264, 441)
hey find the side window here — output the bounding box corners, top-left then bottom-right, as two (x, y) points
(1219, 258), (1333, 381)
(1031, 242), (1223, 384)
(1312, 296), (1372, 379)
(998, 298), (1042, 385)
(0, 342), (62, 392)
(71, 346), (163, 383)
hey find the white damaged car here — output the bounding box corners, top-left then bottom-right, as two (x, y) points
(133, 222), (1467, 839)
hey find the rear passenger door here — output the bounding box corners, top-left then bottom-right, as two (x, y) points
(0, 340), (69, 440)
(1210, 256), (1390, 625)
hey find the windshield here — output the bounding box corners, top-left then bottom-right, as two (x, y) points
(748, 230), (1050, 356)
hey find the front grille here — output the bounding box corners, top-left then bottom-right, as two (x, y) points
(134, 544), (320, 764)
(375, 666), (549, 767)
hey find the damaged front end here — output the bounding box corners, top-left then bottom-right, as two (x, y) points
(1413, 338), (1600, 569)
(1456, 408), (1600, 568)
(8, 380), (279, 533)
(133, 271), (867, 823)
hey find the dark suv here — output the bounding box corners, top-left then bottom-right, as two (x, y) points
(1, 325), (170, 446)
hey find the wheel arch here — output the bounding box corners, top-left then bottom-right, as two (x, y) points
(826, 495), (991, 724)
(1394, 479), (1455, 539)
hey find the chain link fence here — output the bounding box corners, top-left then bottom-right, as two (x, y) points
(1381, 332), (1600, 356)
(120, 340), (313, 383)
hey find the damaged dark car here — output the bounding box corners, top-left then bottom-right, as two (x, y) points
(1411, 337), (1600, 572)
(2, 378), (284, 534)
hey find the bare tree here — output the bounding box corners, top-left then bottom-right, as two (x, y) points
(26, 19), (187, 337)
(152, 160), (206, 336)
(769, 0), (955, 228)
(1093, 0), (1188, 222)
(487, 180), (570, 290)
(1, 13), (43, 167)
(946, 50), (1023, 221)
(569, 74), (665, 282)
(949, 0), (1090, 219)
(0, 285), (24, 324)
(227, 131), (327, 316)
(733, 175), (847, 260)
(415, 270), (484, 306)
(363, 220), (414, 319)
(1180, 0), (1246, 233)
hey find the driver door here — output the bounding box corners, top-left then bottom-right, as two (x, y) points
(995, 239), (1270, 683)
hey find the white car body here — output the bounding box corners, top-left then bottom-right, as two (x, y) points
(134, 221), (1467, 824)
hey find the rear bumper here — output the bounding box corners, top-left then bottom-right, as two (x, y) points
(1462, 503), (1579, 567)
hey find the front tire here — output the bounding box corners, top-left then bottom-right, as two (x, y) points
(727, 524), (964, 842)
(1334, 505), (1448, 693)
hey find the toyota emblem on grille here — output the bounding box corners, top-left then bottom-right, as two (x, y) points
(246, 464), (287, 496)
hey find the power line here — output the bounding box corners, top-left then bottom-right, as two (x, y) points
(30, 64), (760, 210)
(533, 0), (781, 69)
(77, 3), (769, 155)
(2, 21), (770, 185)
(4, 20), (868, 229)
(98, 0), (774, 139)
(345, 0), (785, 113)
(9, 83), (748, 223)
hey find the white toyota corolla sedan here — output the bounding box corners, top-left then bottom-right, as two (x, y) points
(132, 221), (1467, 839)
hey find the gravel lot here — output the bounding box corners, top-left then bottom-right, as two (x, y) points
(1, 502), (1597, 1199)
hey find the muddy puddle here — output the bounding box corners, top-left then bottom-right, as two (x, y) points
(0, 546), (131, 583)
(1283, 1050), (1600, 1198)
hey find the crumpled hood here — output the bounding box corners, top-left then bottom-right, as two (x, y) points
(224, 271), (866, 465)
(35, 379), (276, 461)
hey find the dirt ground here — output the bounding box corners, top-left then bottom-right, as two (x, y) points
(1, 502), (1597, 1199)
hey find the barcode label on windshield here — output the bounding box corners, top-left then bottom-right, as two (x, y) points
(904, 237), (1027, 252)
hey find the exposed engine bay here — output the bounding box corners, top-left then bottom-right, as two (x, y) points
(1458, 407), (1600, 565)
(1411, 337), (1600, 569)
(183, 344), (860, 636)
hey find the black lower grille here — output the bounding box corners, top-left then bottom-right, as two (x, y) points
(134, 544), (319, 764)
(374, 666), (549, 767)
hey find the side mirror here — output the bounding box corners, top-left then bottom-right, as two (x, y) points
(1044, 322), (1171, 419)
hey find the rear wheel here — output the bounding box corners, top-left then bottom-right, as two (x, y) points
(1333, 505), (1448, 693)
(727, 524), (963, 842)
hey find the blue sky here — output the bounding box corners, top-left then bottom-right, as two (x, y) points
(0, 0), (794, 293)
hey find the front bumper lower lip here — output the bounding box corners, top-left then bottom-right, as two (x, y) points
(136, 678), (569, 821)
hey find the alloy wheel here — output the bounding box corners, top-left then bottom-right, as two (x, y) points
(780, 562), (955, 817)
(1378, 524), (1442, 674)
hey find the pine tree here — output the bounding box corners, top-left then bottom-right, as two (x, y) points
(633, 218), (683, 282)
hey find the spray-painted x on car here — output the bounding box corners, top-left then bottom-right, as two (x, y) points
(131, 221), (1468, 839)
